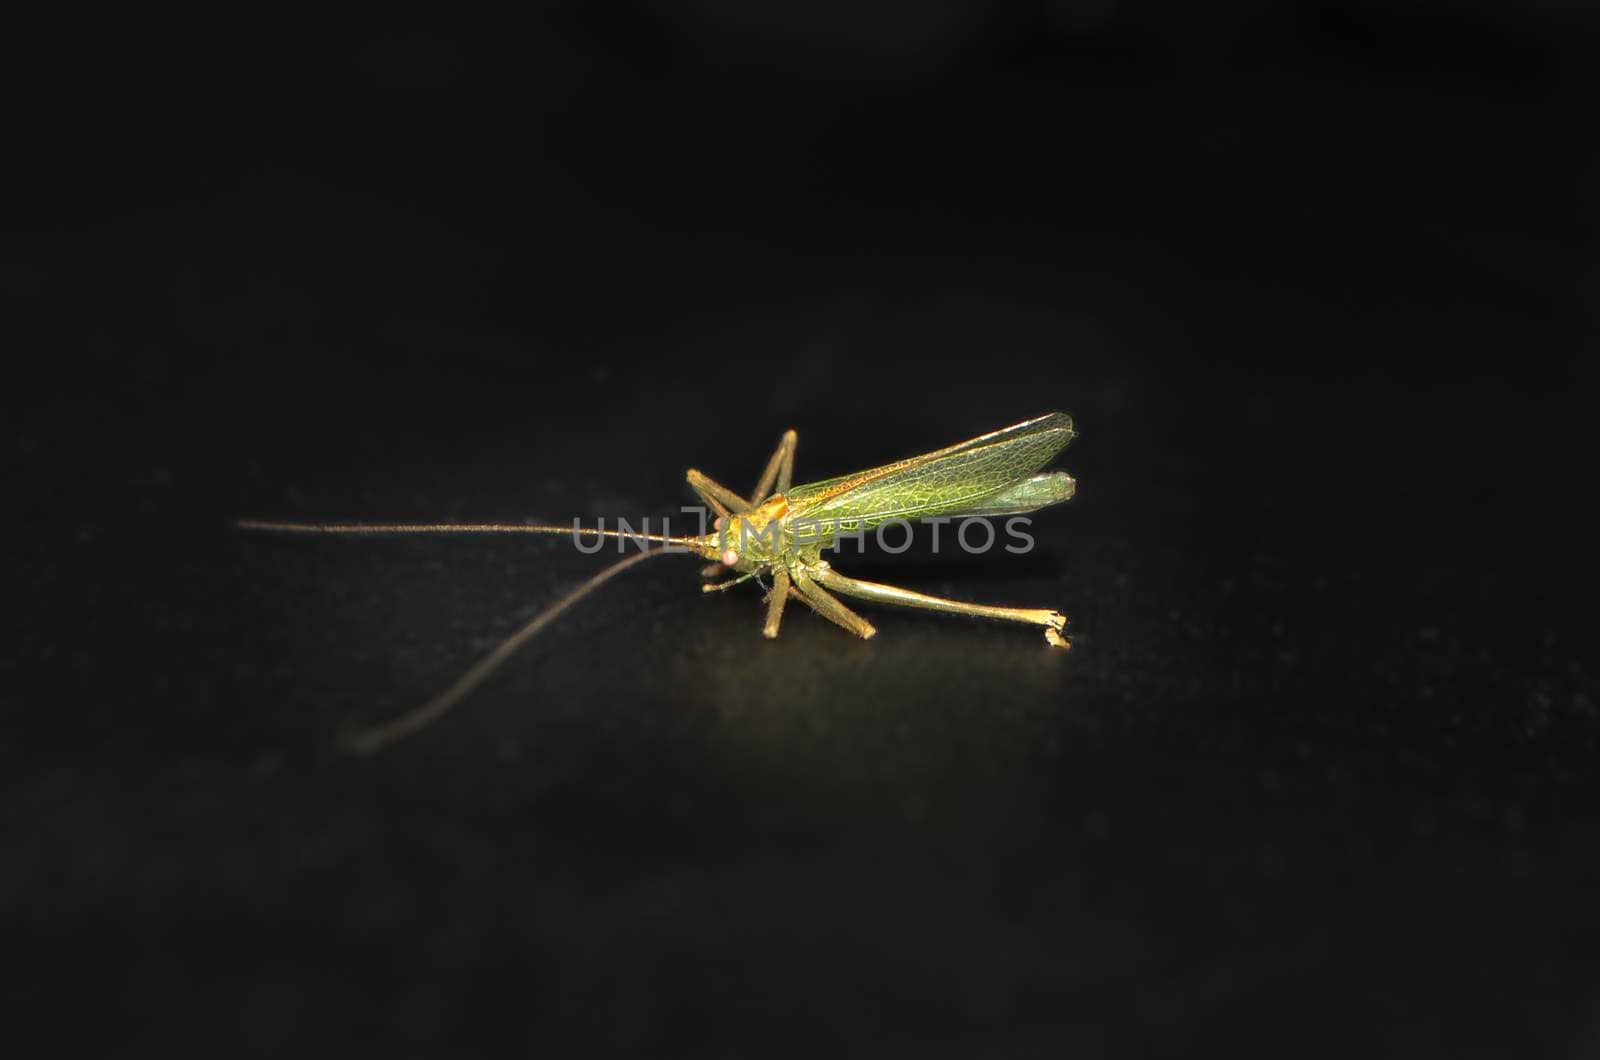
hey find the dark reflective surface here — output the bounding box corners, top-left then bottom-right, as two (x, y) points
(9, 6), (1599, 1055)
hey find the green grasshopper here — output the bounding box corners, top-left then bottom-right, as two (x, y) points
(241, 412), (1076, 751)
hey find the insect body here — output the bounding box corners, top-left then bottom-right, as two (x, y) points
(685, 412), (1076, 647)
(240, 413), (1077, 752)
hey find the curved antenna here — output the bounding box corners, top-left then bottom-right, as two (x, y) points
(236, 519), (704, 548)
(336, 546), (687, 755)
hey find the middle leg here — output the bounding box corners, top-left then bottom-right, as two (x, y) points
(750, 429), (798, 505)
(761, 568), (792, 639)
(790, 569), (877, 640)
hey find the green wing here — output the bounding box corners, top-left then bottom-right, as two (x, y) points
(785, 413), (1075, 532)
(963, 471), (1076, 516)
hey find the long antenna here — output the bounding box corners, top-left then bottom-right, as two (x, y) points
(336, 546), (687, 755)
(237, 518), (709, 752)
(236, 519), (705, 548)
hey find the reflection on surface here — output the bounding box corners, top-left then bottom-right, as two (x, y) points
(662, 589), (1074, 826)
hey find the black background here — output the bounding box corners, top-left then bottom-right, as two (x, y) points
(8, 3), (1600, 1055)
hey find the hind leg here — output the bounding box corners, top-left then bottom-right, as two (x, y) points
(810, 565), (1068, 648)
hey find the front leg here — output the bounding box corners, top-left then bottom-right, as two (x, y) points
(686, 468), (751, 519)
(809, 565), (1068, 648)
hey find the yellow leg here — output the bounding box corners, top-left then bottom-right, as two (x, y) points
(686, 468), (750, 518)
(791, 569), (877, 640)
(762, 568), (792, 639)
(751, 429), (798, 505)
(809, 565), (1068, 648)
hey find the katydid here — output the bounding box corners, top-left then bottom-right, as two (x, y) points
(240, 412), (1077, 752)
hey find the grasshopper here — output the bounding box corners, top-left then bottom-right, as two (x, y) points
(241, 413), (1077, 751)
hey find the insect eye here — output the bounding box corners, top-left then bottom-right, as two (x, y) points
(721, 549), (739, 567)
